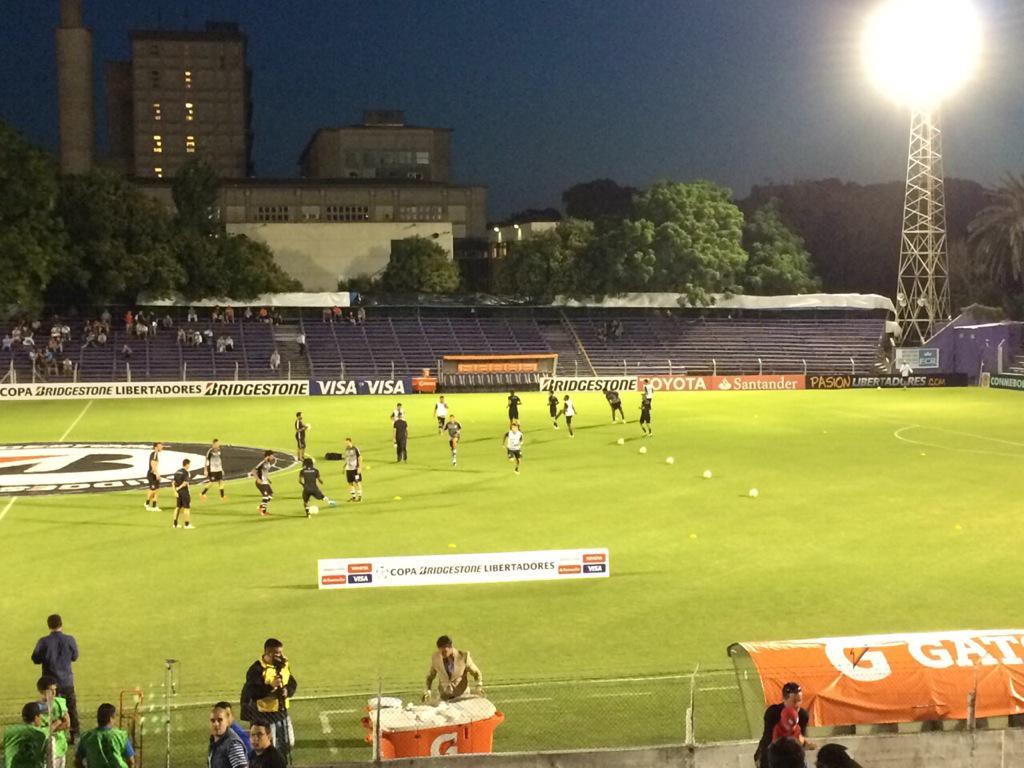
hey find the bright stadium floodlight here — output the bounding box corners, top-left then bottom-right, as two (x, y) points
(862, 0), (982, 344)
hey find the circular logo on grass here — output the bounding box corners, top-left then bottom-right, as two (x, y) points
(0, 443), (295, 496)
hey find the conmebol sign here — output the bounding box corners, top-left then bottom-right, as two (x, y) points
(736, 629), (1024, 725)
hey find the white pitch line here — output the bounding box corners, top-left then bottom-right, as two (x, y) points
(59, 399), (94, 441)
(586, 691), (654, 698)
(0, 497), (16, 524)
(894, 425), (1021, 458)
(697, 685), (738, 692)
(494, 697), (554, 704)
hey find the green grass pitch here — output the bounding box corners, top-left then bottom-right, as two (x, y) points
(1, 388), (1021, 760)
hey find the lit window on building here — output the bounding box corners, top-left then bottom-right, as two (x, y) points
(416, 151), (430, 165)
(185, 101), (195, 121)
(153, 102), (161, 121)
(154, 167), (163, 178)
(398, 205), (443, 222)
(185, 135), (196, 153)
(184, 70), (193, 88)
(153, 135), (163, 154)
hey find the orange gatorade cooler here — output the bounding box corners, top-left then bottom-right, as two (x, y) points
(361, 697), (504, 759)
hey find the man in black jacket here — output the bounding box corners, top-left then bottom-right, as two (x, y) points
(248, 723), (286, 768)
(754, 682), (811, 768)
(242, 639), (297, 756)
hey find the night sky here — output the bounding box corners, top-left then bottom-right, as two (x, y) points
(4, 0), (1024, 218)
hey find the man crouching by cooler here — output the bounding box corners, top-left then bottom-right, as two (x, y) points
(423, 635), (484, 702)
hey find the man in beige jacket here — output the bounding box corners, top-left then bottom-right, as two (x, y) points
(423, 635), (484, 702)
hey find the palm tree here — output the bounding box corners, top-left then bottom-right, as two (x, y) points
(967, 174), (1024, 288)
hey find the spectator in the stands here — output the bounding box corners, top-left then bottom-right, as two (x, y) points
(62, 358), (73, 376)
(216, 336), (226, 353)
(271, 309), (284, 326)
(269, 349), (281, 371)
(176, 328), (187, 345)
(44, 350), (59, 376)
(212, 307), (222, 323)
(225, 336), (235, 352)
(296, 332), (306, 357)
(332, 306), (343, 322)
(162, 315), (173, 330)
(258, 307), (269, 322)
(203, 328), (214, 343)
(136, 322), (149, 340)
(121, 344), (132, 360)
(23, 331), (35, 348)
(768, 738), (805, 768)
(124, 310), (134, 334)
(96, 330), (107, 346)
(61, 324), (71, 342)
(193, 331), (204, 346)
(321, 308), (332, 322)
(225, 306), (235, 322)
(2, 333), (11, 352)
(357, 306), (366, 324)
(244, 307), (253, 322)
(100, 308), (111, 327)
(187, 307), (198, 323)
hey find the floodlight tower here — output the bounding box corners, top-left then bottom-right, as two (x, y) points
(863, 0), (982, 345)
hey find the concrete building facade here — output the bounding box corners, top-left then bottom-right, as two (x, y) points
(56, 0), (95, 174)
(300, 111), (451, 183)
(105, 22), (252, 179)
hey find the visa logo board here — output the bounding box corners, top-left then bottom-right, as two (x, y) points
(309, 378), (412, 396)
(317, 548), (610, 589)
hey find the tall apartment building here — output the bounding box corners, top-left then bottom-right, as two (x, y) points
(106, 22), (252, 179)
(300, 111), (451, 182)
(56, 0), (95, 174)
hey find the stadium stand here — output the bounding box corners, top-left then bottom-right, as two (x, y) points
(2, 309), (886, 383)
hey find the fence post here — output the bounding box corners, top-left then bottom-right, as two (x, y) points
(802, 359), (807, 375)
(622, 359), (627, 376)
(669, 360), (673, 376)
(164, 659), (178, 768)
(73, 363), (77, 383)
(712, 358), (717, 376)
(374, 678), (383, 767)
(997, 339), (1006, 374)
(182, 361), (187, 381)
(391, 360), (395, 379)
(574, 360), (579, 376)
(758, 357), (763, 375)
(126, 362), (132, 383)
(234, 361), (239, 381)
(685, 663), (700, 746)
(287, 360), (292, 380)
(850, 356), (855, 376)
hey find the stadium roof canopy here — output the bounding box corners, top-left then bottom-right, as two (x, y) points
(555, 292), (896, 314)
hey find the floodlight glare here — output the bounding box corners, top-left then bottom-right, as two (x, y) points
(863, 0), (981, 108)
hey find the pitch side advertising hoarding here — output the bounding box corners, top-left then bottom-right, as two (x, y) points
(318, 548), (610, 589)
(990, 374), (1024, 391)
(805, 373), (968, 390)
(537, 377), (637, 392)
(638, 374), (805, 392)
(308, 378), (413, 395)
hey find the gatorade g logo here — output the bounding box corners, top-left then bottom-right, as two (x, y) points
(0, 443), (295, 496)
(824, 641), (893, 682)
(430, 732), (458, 756)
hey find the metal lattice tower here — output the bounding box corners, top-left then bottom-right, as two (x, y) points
(896, 110), (950, 346)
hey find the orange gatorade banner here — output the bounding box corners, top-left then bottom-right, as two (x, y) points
(740, 630), (1024, 725)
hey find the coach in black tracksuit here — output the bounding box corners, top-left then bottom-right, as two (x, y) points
(393, 416), (408, 462)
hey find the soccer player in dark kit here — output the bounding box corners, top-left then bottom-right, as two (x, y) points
(298, 458), (335, 517)
(171, 459), (195, 529)
(507, 391), (521, 427)
(639, 396), (653, 436)
(603, 388), (625, 423)
(294, 412), (309, 461)
(547, 391), (560, 429)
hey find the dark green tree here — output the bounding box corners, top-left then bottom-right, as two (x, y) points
(0, 122), (65, 311)
(380, 237), (460, 293)
(968, 174), (1024, 290)
(741, 200), (820, 294)
(176, 232), (300, 300)
(494, 222), (592, 301)
(172, 159), (221, 235)
(562, 179), (637, 221)
(50, 170), (185, 306)
(631, 181), (747, 304)
(576, 218), (656, 296)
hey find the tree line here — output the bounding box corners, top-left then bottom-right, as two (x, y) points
(0, 122), (299, 313)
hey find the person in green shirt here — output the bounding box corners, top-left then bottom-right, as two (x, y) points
(37, 676), (71, 768)
(3, 703), (46, 768)
(74, 705), (134, 768)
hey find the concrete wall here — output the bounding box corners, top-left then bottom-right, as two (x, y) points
(316, 729), (1024, 768)
(227, 222), (454, 290)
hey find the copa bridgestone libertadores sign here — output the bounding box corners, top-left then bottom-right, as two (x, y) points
(0, 443), (295, 496)
(317, 548), (610, 589)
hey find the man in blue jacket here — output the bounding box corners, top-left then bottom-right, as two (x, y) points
(31, 615), (79, 743)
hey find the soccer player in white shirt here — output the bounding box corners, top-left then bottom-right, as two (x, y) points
(561, 395), (577, 437)
(434, 396), (448, 434)
(503, 421), (525, 474)
(642, 378), (654, 402)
